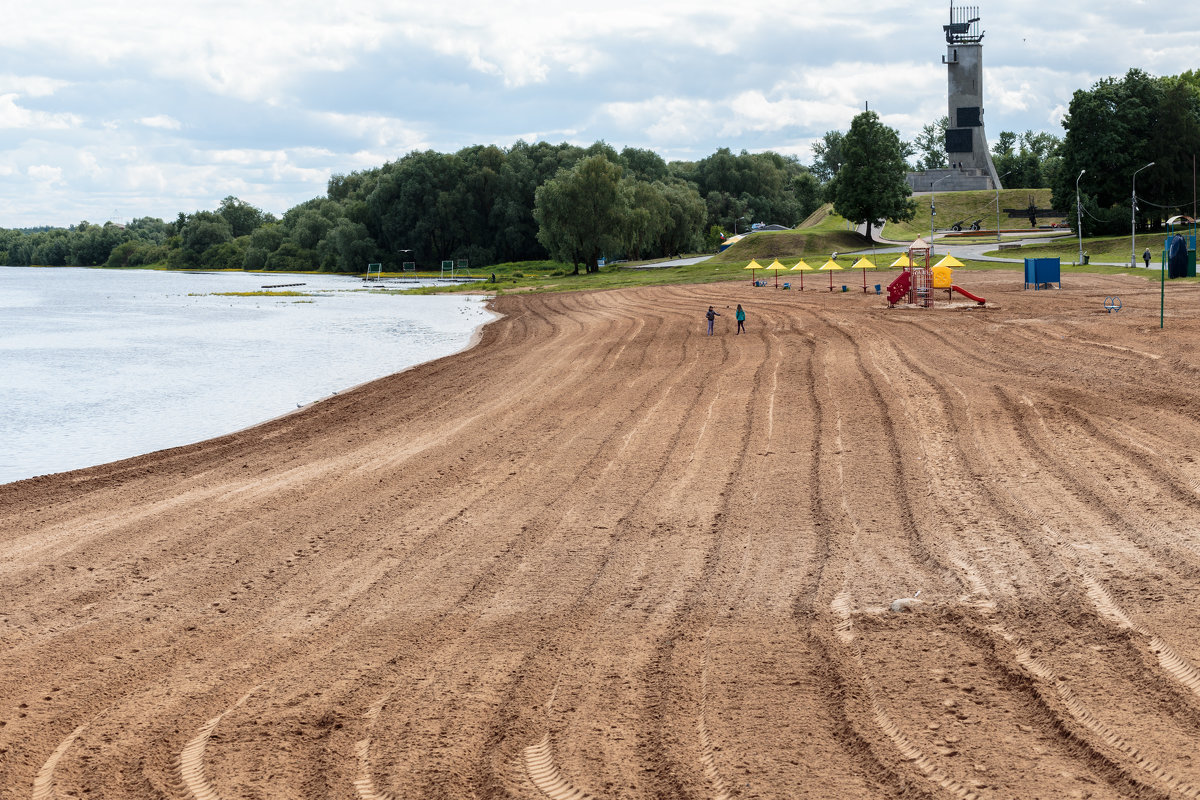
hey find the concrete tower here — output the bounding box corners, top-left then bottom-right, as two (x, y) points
(943, 3), (1000, 188)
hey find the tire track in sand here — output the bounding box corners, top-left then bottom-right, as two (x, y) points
(31, 724), (85, 800)
(995, 388), (1200, 703)
(885, 337), (1200, 794)
(802, 310), (968, 799)
(176, 687), (260, 800)
(352, 702), (396, 800)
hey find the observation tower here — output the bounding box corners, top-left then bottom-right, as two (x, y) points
(908, 3), (1000, 192)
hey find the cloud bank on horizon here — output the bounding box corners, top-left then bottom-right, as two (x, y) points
(1, 0), (1193, 228)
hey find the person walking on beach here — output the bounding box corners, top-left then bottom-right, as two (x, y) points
(705, 305), (720, 335)
(735, 304), (746, 334)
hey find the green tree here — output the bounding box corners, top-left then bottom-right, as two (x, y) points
(534, 155), (628, 274)
(217, 196), (271, 238)
(912, 116), (949, 171)
(657, 180), (707, 255)
(829, 111), (916, 241)
(993, 130), (1062, 188)
(810, 130), (845, 185)
(621, 178), (670, 261)
(178, 211), (233, 266)
(70, 222), (131, 266)
(320, 219), (381, 273)
(1053, 69), (1159, 231)
(620, 147), (669, 182)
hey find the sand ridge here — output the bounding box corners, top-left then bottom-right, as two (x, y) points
(5, 271), (1200, 798)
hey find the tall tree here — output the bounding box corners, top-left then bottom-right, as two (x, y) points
(829, 111), (916, 241)
(534, 155), (628, 274)
(1052, 68), (1198, 232)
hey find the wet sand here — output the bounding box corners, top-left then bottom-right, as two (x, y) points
(5, 271), (1200, 798)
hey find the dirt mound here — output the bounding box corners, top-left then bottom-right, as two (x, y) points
(5, 271), (1200, 798)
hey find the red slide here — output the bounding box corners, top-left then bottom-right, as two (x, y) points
(951, 285), (986, 305)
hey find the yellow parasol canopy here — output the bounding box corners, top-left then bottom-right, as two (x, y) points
(744, 259), (763, 270)
(819, 259), (843, 271)
(890, 254), (913, 268)
(763, 258), (788, 287)
(934, 254), (964, 268)
(790, 260), (813, 271)
(851, 257), (877, 270)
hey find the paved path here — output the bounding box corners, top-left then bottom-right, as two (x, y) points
(848, 224), (1161, 269)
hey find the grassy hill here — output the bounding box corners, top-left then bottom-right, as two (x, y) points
(883, 188), (1062, 240)
(711, 228), (872, 265)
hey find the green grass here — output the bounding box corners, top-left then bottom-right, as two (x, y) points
(190, 290), (314, 297)
(796, 205), (860, 233)
(883, 188), (1061, 240)
(981, 231), (1192, 264)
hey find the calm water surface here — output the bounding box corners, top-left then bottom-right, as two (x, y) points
(0, 268), (492, 484)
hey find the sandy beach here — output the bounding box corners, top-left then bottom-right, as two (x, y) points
(6, 270), (1200, 799)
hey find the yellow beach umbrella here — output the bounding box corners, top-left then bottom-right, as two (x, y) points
(934, 254), (964, 268)
(762, 258), (788, 288)
(851, 257), (877, 293)
(890, 253), (913, 268)
(744, 258), (762, 284)
(819, 258), (843, 291)
(790, 259), (812, 290)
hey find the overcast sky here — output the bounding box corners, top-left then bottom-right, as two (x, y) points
(1, 1), (1194, 228)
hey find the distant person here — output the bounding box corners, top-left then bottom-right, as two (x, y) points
(1143, 248), (1151, 269)
(735, 304), (746, 334)
(705, 305), (721, 336)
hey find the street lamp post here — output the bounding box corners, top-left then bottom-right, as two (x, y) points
(995, 171), (1012, 244)
(931, 174), (952, 255)
(1132, 162), (1155, 267)
(1075, 169), (1086, 265)
(734, 216), (747, 236)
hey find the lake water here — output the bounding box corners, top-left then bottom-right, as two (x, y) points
(0, 268), (493, 484)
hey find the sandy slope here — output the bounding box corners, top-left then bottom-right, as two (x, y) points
(5, 271), (1200, 799)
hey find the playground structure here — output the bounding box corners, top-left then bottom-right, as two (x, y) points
(887, 239), (986, 308)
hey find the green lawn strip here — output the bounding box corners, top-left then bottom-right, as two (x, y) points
(190, 290), (315, 297)
(981, 230), (1195, 264)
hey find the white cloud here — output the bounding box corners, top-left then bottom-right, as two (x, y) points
(139, 115), (182, 131)
(27, 164), (64, 185)
(309, 110), (428, 151)
(0, 74), (70, 97)
(0, 94), (81, 130)
(2, 1), (1197, 227)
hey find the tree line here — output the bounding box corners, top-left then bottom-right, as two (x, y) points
(1053, 68), (1200, 236)
(4, 66), (1195, 271)
(0, 142), (821, 273)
